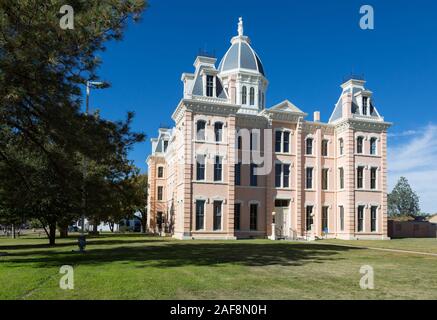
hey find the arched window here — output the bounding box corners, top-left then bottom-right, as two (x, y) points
(339, 138), (344, 155)
(214, 122), (223, 142)
(241, 86), (247, 105)
(370, 137), (377, 155)
(249, 87), (255, 105)
(196, 120), (206, 141)
(357, 136), (364, 154)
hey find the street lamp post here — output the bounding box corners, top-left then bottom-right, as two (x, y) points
(78, 80), (108, 252)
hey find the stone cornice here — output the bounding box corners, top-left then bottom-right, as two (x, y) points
(172, 99), (240, 123)
(334, 118), (392, 134)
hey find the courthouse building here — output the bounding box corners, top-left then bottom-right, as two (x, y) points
(146, 18), (391, 240)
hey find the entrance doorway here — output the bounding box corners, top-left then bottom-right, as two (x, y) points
(274, 199), (290, 239)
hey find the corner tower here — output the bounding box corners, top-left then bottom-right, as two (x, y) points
(218, 18), (268, 114)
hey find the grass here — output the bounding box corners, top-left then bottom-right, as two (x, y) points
(0, 234), (437, 300)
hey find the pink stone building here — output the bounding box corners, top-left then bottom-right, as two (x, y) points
(146, 19), (391, 240)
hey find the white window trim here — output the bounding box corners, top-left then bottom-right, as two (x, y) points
(194, 197), (207, 231)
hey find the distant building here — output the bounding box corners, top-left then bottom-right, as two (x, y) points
(428, 214), (437, 224)
(147, 18), (391, 240)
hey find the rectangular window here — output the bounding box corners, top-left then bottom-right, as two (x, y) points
(322, 140), (328, 157)
(234, 203), (241, 231)
(362, 97), (368, 115)
(322, 207), (329, 232)
(306, 138), (313, 155)
(196, 155), (205, 181)
(357, 166), (364, 189)
(339, 206), (344, 231)
(283, 164), (290, 188)
(371, 206), (377, 232)
(306, 167), (313, 189)
(250, 163), (258, 187)
(157, 186), (163, 201)
(206, 75), (214, 97)
(235, 162), (241, 186)
(214, 156), (222, 182)
(157, 166), (164, 178)
(214, 122), (223, 142)
(283, 131), (290, 153)
(339, 139), (344, 155)
(370, 138), (377, 155)
(213, 201), (222, 231)
(237, 135), (242, 150)
(358, 206), (365, 232)
(275, 163), (282, 188)
(322, 168), (329, 190)
(163, 140), (168, 152)
(275, 131), (282, 153)
(370, 168), (377, 190)
(339, 167), (344, 189)
(250, 204), (258, 231)
(250, 132), (259, 151)
(195, 200), (205, 230)
(306, 206), (314, 231)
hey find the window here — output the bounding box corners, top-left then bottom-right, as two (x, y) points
(275, 199), (289, 207)
(357, 136), (364, 154)
(214, 122), (223, 142)
(195, 200), (205, 230)
(275, 163), (282, 188)
(322, 168), (329, 190)
(322, 207), (329, 232)
(262, 92), (265, 108)
(339, 206), (345, 231)
(250, 131), (259, 151)
(213, 201), (222, 231)
(250, 203), (258, 230)
(370, 168), (377, 190)
(275, 131), (282, 153)
(357, 206), (365, 232)
(163, 140), (168, 152)
(306, 167), (313, 189)
(283, 164), (290, 188)
(214, 156), (222, 182)
(371, 206), (377, 232)
(157, 166), (164, 178)
(250, 163), (258, 187)
(249, 87), (255, 105)
(241, 86), (247, 105)
(234, 203), (241, 231)
(235, 162), (241, 186)
(306, 206), (314, 231)
(339, 138), (344, 155)
(339, 167), (344, 189)
(196, 120), (206, 141)
(157, 186), (163, 201)
(283, 131), (290, 153)
(237, 135), (242, 150)
(370, 137), (377, 155)
(196, 155), (205, 181)
(357, 166), (364, 189)
(322, 140), (328, 157)
(362, 97), (368, 115)
(306, 138), (313, 155)
(206, 75), (214, 97)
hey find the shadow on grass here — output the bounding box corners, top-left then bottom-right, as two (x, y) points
(1, 238), (363, 268)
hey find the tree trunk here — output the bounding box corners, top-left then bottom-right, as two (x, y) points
(48, 223), (56, 246)
(59, 225), (68, 238)
(11, 224), (16, 239)
(140, 210), (147, 233)
(109, 222), (114, 233)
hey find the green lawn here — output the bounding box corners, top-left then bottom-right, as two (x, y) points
(1, 234), (436, 300)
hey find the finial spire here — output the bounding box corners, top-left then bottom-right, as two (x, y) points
(238, 17), (244, 36)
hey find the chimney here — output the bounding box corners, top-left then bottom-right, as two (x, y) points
(314, 111), (321, 122)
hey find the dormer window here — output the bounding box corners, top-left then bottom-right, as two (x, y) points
(163, 140), (168, 152)
(362, 97), (368, 115)
(206, 75), (214, 97)
(241, 86), (247, 105)
(249, 87), (255, 105)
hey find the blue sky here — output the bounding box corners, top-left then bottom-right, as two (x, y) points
(87, 0), (437, 213)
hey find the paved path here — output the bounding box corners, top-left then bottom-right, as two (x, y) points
(319, 242), (437, 257)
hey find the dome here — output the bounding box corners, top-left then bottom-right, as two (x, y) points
(218, 18), (265, 76)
